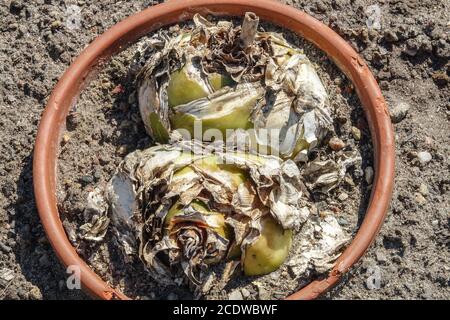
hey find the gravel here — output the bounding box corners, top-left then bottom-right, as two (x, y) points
(389, 101), (410, 123)
(417, 151), (432, 165)
(256, 285), (271, 300)
(328, 136), (346, 151)
(351, 126), (361, 141)
(418, 183), (429, 196)
(364, 166), (374, 185)
(414, 193), (427, 205)
(241, 288), (251, 299)
(166, 293), (178, 300)
(228, 290), (244, 300)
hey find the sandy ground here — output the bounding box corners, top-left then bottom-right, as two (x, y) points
(0, 0), (449, 300)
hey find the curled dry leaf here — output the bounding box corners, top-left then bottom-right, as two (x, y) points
(86, 141), (312, 293)
(302, 151), (362, 193)
(137, 13), (332, 160)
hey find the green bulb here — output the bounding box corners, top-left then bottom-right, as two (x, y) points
(167, 67), (209, 108)
(243, 216), (292, 276)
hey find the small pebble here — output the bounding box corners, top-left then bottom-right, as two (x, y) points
(17, 24), (26, 37)
(338, 217), (349, 226)
(128, 92), (137, 104)
(375, 252), (387, 264)
(328, 137), (345, 151)
(10, 0), (24, 13)
(414, 193), (427, 205)
(228, 289), (243, 300)
(80, 175), (94, 185)
(389, 101), (409, 123)
(241, 288), (251, 299)
(273, 291), (285, 299)
(29, 287), (43, 300)
(58, 280), (65, 291)
(353, 167), (364, 179)
(421, 286), (433, 299)
(338, 192), (349, 201)
(432, 71), (449, 86)
(166, 292), (178, 300)
(417, 151), (432, 165)
(351, 126), (361, 140)
(404, 42), (418, 57)
(62, 133), (70, 144)
(39, 254), (50, 266)
(424, 137), (433, 146)
(93, 168), (102, 181)
(101, 80), (112, 90)
(431, 219), (439, 226)
(365, 166), (374, 184)
(99, 156), (110, 165)
(50, 20), (62, 29)
(117, 145), (128, 155)
(0, 242), (12, 253)
(6, 95), (16, 103)
(418, 183), (429, 196)
(319, 210), (333, 218)
(257, 285), (270, 300)
(9, 23), (18, 30)
(384, 29), (398, 42)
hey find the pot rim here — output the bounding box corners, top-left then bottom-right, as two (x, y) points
(33, 0), (395, 300)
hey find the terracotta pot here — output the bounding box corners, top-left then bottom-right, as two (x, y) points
(33, 0), (395, 300)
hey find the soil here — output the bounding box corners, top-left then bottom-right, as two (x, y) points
(0, 0), (448, 300)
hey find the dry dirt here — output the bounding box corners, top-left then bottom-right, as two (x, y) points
(0, 0), (449, 300)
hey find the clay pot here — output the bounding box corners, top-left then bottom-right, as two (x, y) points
(33, 0), (395, 300)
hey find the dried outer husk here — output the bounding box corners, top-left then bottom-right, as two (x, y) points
(137, 13), (333, 160)
(286, 213), (351, 277)
(88, 141), (310, 291)
(301, 150), (362, 193)
(80, 186), (110, 242)
(80, 148), (358, 247)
